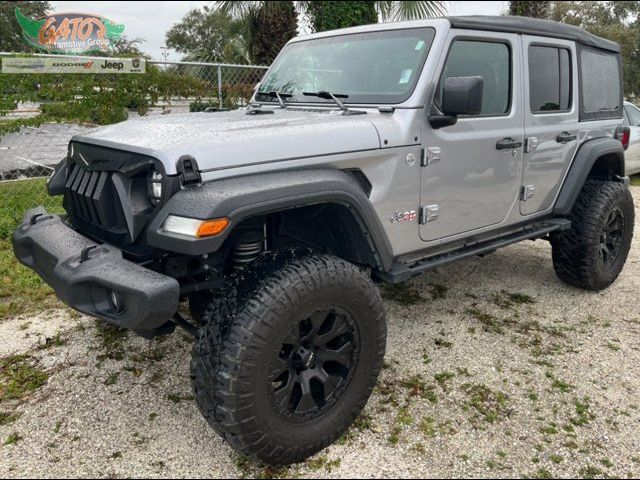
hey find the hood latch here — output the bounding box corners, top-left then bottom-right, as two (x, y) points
(177, 155), (202, 186)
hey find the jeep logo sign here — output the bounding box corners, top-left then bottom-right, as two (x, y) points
(1, 57), (145, 74)
(102, 60), (124, 70)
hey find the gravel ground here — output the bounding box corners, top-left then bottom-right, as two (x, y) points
(1, 188), (640, 479)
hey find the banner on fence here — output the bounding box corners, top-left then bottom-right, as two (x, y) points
(1, 57), (146, 74)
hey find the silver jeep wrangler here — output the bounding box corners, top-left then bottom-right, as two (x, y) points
(13, 16), (634, 464)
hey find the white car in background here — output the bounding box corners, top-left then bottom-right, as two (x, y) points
(623, 101), (640, 175)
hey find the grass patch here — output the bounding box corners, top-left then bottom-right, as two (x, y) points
(0, 411), (21, 426)
(434, 371), (455, 391)
(380, 282), (425, 305)
(0, 354), (48, 401)
(434, 337), (453, 348)
(428, 283), (448, 300)
(400, 375), (438, 403)
(492, 290), (536, 309)
(306, 455), (341, 472)
(94, 322), (128, 362)
(465, 307), (507, 334)
(3, 432), (22, 446)
(579, 465), (604, 479)
(630, 175), (640, 187)
(545, 371), (574, 393)
(461, 383), (509, 424)
(104, 372), (119, 386)
(572, 397), (594, 426)
(0, 179), (64, 320)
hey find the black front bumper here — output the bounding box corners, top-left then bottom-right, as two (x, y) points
(12, 207), (179, 332)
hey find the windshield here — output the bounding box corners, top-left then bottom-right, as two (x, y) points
(256, 27), (435, 105)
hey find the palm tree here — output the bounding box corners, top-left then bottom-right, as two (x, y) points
(216, 1), (446, 63)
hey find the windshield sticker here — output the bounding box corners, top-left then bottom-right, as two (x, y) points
(415, 40), (425, 51)
(399, 69), (412, 84)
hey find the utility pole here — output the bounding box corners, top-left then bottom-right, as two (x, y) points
(160, 46), (169, 62)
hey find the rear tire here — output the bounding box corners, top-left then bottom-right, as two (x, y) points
(190, 252), (386, 465)
(551, 179), (634, 291)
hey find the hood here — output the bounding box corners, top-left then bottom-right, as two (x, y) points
(72, 108), (383, 175)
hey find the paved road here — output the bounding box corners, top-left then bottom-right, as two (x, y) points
(0, 123), (94, 177)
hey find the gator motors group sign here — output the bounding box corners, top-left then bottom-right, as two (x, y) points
(2, 57), (145, 74)
(15, 7), (125, 54)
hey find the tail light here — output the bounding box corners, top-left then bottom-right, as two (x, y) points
(615, 126), (630, 151)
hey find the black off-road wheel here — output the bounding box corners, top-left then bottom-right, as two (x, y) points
(551, 179), (634, 291)
(190, 252), (386, 465)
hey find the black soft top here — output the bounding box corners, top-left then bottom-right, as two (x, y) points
(446, 15), (620, 53)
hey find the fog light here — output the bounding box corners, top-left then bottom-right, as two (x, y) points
(109, 290), (125, 314)
(147, 169), (163, 206)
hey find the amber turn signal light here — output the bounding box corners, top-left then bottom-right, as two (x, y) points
(196, 218), (230, 238)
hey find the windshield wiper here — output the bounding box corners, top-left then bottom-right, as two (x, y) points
(265, 91), (293, 108)
(302, 91), (366, 115)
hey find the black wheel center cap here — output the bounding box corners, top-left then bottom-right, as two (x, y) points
(296, 346), (316, 370)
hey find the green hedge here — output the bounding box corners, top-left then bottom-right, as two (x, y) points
(0, 59), (213, 138)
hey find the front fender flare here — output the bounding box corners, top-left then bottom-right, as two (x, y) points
(146, 169), (393, 269)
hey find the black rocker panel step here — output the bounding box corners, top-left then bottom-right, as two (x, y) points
(375, 218), (571, 283)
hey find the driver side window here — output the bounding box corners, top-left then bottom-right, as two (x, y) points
(435, 39), (511, 116)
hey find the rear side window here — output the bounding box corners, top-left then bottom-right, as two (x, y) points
(528, 45), (571, 113)
(580, 48), (621, 120)
(437, 40), (511, 116)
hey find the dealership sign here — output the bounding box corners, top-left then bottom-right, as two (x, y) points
(15, 7), (125, 54)
(1, 57), (146, 74)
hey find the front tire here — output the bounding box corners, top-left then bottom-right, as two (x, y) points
(190, 253), (386, 465)
(551, 179), (634, 290)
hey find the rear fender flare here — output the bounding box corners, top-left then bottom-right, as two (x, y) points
(554, 137), (625, 216)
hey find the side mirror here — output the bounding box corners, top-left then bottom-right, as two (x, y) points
(429, 76), (483, 129)
(442, 76), (483, 116)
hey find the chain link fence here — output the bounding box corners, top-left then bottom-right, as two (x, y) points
(0, 53), (268, 235)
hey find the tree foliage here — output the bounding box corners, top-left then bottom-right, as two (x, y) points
(248, 2), (298, 65)
(216, 1), (445, 55)
(551, 1), (640, 98)
(0, 1), (50, 52)
(508, 1), (551, 18)
(166, 6), (249, 63)
(306, 1), (378, 32)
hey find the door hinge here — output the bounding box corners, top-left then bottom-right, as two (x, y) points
(525, 137), (539, 153)
(420, 205), (440, 224)
(177, 155), (201, 186)
(521, 185), (535, 201)
(421, 147), (441, 167)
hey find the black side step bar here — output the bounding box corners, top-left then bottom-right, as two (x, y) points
(374, 218), (571, 284)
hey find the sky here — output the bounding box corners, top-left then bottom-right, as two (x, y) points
(50, 1), (507, 62)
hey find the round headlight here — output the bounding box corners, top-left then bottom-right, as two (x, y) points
(147, 169), (163, 206)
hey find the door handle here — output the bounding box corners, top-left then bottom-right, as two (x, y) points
(556, 132), (577, 143)
(496, 137), (523, 150)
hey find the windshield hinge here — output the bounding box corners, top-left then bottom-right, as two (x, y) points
(177, 155), (201, 186)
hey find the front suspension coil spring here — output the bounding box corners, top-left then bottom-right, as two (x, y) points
(232, 240), (264, 270)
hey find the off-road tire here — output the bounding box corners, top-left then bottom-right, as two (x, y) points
(188, 290), (214, 325)
(190, 252), (387, 465)
(551, 179), (634, 291)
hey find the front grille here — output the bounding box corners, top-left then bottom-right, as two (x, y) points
(63, 162), (129, 240)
